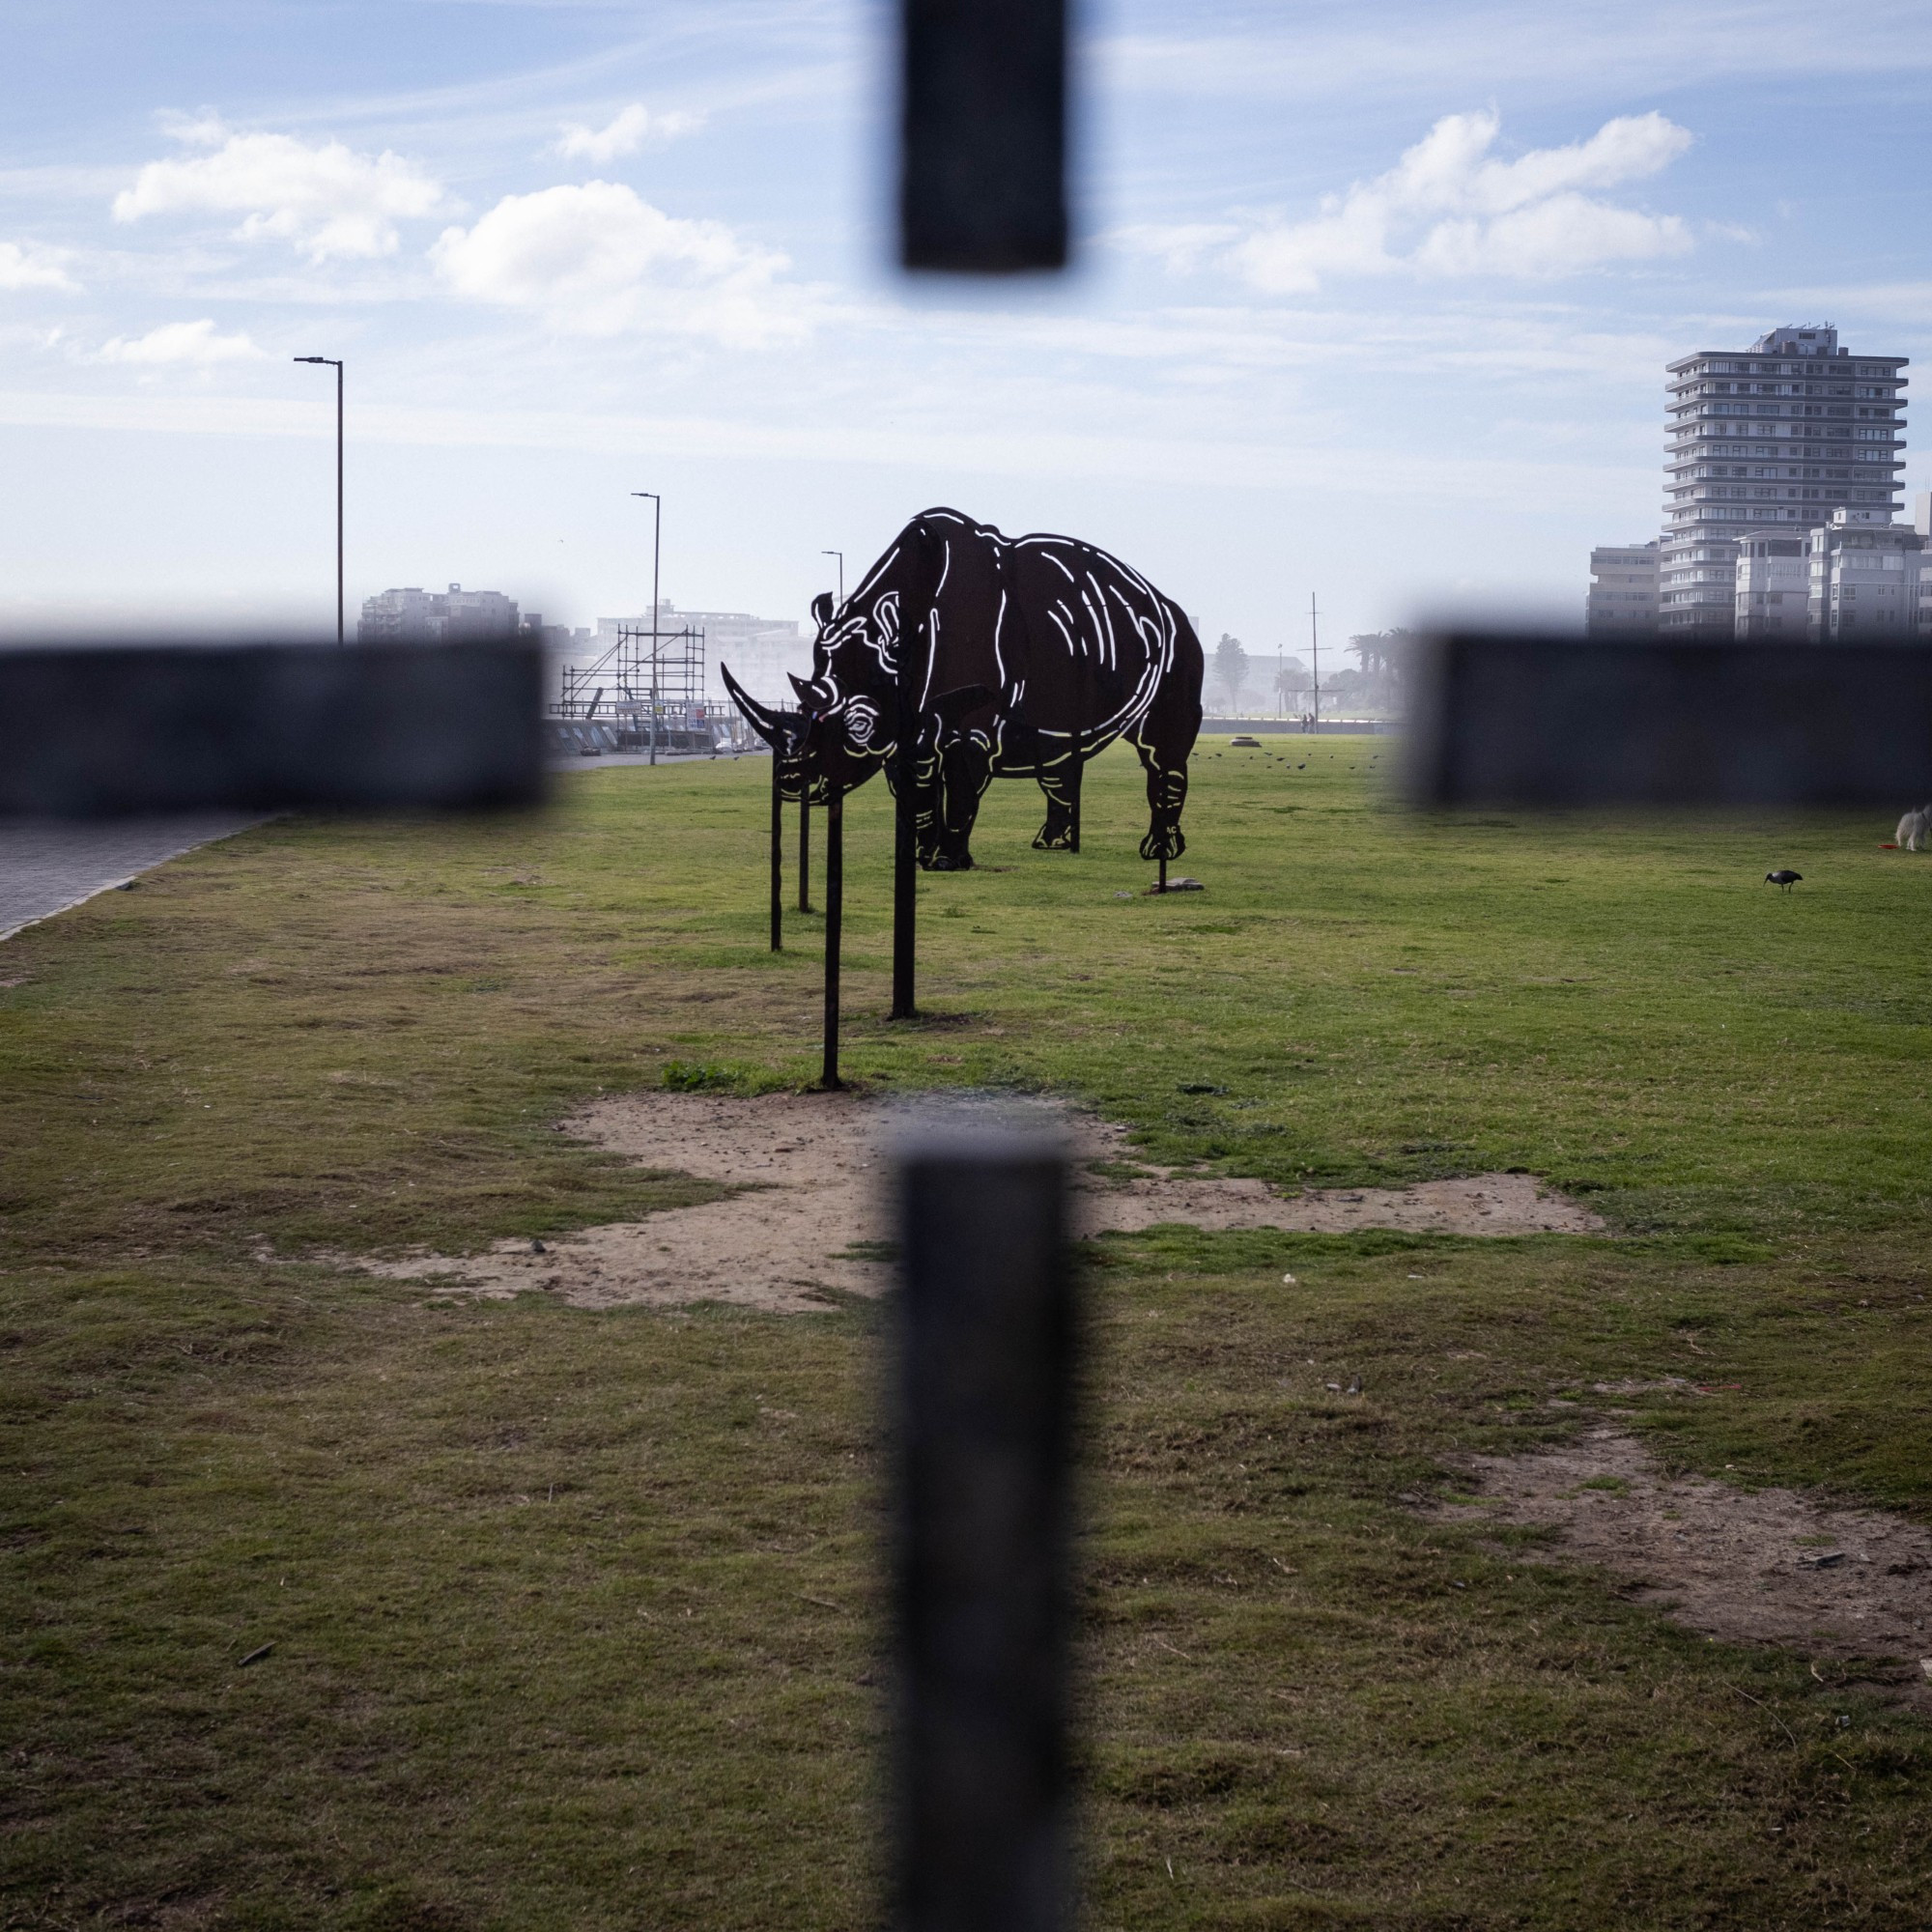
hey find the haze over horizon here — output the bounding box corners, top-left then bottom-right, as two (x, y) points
(2, 0), (1928, 650)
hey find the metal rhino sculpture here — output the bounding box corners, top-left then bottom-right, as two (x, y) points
(724, 508), (1204, 869)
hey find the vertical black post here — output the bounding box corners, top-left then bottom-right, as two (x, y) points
(769, 756), (783, 952)
(1158, 852), (1168, 895)
(892, 1123), (1075, 1932)
(821, 789), (843, 1090)
(1067, 724), (1082, 855)
(891, 712), (917, 1020)
(800, 797), (813, 913)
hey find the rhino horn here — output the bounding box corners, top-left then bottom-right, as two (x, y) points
(722, 663), (788, 746)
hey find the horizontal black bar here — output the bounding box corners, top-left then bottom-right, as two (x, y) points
(1407, 635), (1932, 808)
(0, 642), (546, 816)
(901, 0), (1067, 271)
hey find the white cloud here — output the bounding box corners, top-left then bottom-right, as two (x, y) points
(97, 318), (268, 365)
(112, 119), (446, 263)
(553, 103), (702, 164)
(1105, 222), (1242, 275)
(0, 240), (77, 292)
(430, 181), (803, 344)
(1131, 111), (1694, 293)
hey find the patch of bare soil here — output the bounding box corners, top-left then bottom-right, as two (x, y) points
(337, 1092), (1602, 1314)
(1435, 1426), (1932, 1701)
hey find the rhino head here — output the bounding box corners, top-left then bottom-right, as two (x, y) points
(720, 663), (814, 800)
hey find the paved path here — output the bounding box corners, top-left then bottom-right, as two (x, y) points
(0, 815), (267, 942)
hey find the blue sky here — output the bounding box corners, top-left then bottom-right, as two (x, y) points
(2, 0), (1928, 653)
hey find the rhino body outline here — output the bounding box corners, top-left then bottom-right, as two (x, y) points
(726, 508), (1203, 868)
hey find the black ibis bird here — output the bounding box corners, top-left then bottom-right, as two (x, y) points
(1765, 869), (1802, 892)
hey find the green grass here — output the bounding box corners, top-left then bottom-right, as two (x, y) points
(3, 739), (1930, 1928)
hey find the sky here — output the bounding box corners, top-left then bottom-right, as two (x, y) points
(2, 0), (1929, 659)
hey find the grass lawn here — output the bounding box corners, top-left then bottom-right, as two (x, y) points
(3, 738), (1929, 1929)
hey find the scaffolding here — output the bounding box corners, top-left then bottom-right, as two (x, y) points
(553, 621), (721, 753)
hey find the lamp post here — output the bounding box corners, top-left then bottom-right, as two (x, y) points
(1310, 592), (1321, 734)
(821, 549), (844, 608)
(632, 492), (661, 765)
(293, 356), (343, 643)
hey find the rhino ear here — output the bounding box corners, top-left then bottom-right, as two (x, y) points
(811, 592), (836, 629)
(928, 682), (994, 727)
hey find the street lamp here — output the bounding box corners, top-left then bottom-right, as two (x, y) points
(293, 356), (344, 643)
(632, 492), (662, 765)
(821, 549), (844, 608)
(1309, 592), (1321, 734)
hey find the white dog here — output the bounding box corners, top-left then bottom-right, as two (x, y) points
(1898, 808), (1931, 852)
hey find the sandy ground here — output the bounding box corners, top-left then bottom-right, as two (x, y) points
(342, 1090), (1603, 1314)
(1433, 1425), (1932, 1700)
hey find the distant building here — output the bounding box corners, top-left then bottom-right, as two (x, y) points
(551, 601), (810, 711)
(357, 582), (535, 644)
(1804, 509), (1926, 640)
(1658, 325), (1908, 637)
(1733, 531), (1810, 638)
(1585, 542), (1659, 633)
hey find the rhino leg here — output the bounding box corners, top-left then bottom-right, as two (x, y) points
(1033, 753), (1081, 850)
(1133, 697), (1197, 862)
(930, 732), (992, 869)
(888, 751), (947, 868)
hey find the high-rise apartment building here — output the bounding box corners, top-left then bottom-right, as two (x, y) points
(1585, 541), (1660, 633)
(1658, 325), (1908, 635)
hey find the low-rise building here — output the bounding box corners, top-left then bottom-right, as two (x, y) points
(1586, 542), (1660, 633)
(1805, 509), (1927, 639)
(357, 582), (533, 643)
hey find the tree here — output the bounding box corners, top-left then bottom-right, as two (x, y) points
(1213, 633), (1250, 713)
(1346, 629), (1415, 705)
(1272, 655), (1310, 710)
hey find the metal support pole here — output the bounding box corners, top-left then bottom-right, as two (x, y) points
(1068, 723), (1082, 855)
(1310, 592), (1321, 732)
(892, 755), (917, 1018)
(633, 492), (662, 765)
(821, 789), (843, 1090)
(891, 1122), (1075, 1932)
(333, 360), (344, 646)
(799, 798), (812, 913)
(1158, 852), (1167, 895)
(293, 355), (344, 642)
(770, 756), (783, 952)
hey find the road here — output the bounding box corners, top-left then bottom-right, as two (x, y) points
(0, 815), (267, 943)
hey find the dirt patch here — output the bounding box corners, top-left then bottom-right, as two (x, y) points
(334, 1092), (1602, 1314)
(1435, 1426), (1932, 1699)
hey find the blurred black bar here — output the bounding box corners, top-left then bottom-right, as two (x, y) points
(901, 0), (1067, 271)
(893, 1126), (1075, 1932)
(1407, 635), (1932, 808)
(0, 642), (545, 816)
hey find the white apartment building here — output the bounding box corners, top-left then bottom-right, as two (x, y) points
(357, 582), (534, 643)
(1586, 542), (1659, 632)
(1733, 532), (1810, 638)
(1659, 325), (1908, 636)
(1806, 509), (1927, 640)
